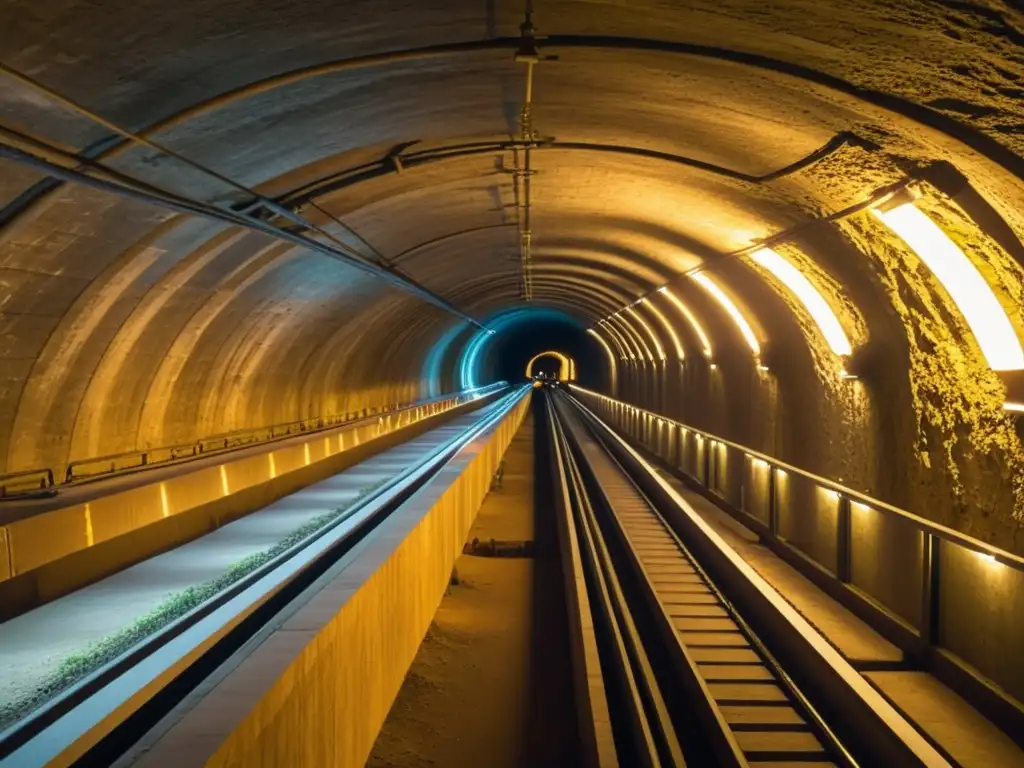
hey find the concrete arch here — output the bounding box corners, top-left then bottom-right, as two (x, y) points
(526, 351), (577, 381)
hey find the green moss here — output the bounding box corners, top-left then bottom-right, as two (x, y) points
(0, 479), (387, 732)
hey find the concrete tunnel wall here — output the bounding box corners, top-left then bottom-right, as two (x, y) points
(2, 0), (1024, 553)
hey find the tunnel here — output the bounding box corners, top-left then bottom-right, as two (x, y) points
(3, 0), (1024, 550)
(3, 1), (1024, 766)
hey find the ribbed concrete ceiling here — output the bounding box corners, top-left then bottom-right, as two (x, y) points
(2, 0), (1024, 527)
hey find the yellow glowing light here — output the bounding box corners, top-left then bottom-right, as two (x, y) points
(750, 248), (852, 357)
(269, 453), (277, 478)
(875, 203), (1024, 371)
(599, 319), (636, 361)
(220, 465), (230, 496)
(660, 287), (713, 359)
(160, 482), (170, 518)
(819, 487), (841, 502)
(691, 273), (761, 356)
(627, 306), (666, 361)
(84, 502), (94, 546)
(593, 325), (622, 360)
(587, 328), (618, 380)
(526, 350), (576, 381)
(612, 312), (656, 362)
(642, 297), (685, 359)
(976, 551), (996, 564)
(1003, 402), (1024, 413)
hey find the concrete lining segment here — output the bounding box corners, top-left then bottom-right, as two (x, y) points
(0, 387), (505, 620)
(0, 404), (507, 750)
(128, 390), (531, 767)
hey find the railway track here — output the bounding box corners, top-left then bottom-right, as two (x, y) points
(546, 387), (951, 767)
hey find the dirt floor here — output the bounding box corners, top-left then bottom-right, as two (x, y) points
(367, 407), (581, 768)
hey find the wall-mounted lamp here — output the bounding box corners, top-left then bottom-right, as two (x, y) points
(641, 296), (685, 360)
(659, 287), (713, 360)
(691, 272), (761, 357)
(599, 318), (638, 362)
(609, 312), (655, 363)
(873, 192), (1024, 372)
(626, 305), (667, 362)
(749, 247), (852, 357)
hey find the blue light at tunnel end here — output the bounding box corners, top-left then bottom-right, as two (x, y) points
(454, 308), (583, 390)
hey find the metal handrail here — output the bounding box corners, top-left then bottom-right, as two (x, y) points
(0, 385), (530, 761)
(0, 383), (506, 498)
(0, 468), (56, 499)
(568, 384), (1024, 572)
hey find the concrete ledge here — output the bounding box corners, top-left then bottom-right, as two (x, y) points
(543, 399), (618, 768)
(0, 390), (503, 621)
(133, 392), (530, 767)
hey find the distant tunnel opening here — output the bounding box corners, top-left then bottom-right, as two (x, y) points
(526, 351), (576, 380)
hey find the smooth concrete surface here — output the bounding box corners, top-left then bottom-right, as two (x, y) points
(369, 412), (581, 767)
(656, 470), (901, 665)
(867, 671), (1024, 768)
(0, 411), (494, 725)
(0, 391), (493, 620)
(129, 392), (530, 767)
(938, 538), (1024, 705)
(654, 468), (1024, 767)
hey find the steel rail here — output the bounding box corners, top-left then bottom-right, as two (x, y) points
(568, 385), (1024, 571)
(553, 391), (856, 766)
(558, 388), (953, 766)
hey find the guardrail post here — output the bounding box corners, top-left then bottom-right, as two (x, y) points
(919, 533), (940, 655)
(767, 466), (779, 537)
(836, 494), (851, 583)
(702, 440), (711, 489)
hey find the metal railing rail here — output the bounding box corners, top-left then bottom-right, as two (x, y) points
(568, 385), (1024, 569)
(0, 385), (531, 764)
(568, 384), (1024, 744)
(0, 383), (506, 499)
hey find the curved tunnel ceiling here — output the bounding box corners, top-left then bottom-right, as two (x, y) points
(3, 0), (1024, 541)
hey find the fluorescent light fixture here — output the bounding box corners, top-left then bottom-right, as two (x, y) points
(601, 318), (637, 361)
(610, 312), (655, 362)
(661, 287), (713, 359)
(587, 328), (618, 380)
(750, 247), (852, 357)
(642, 297), (685, 359)
(1004, 402), (1024, 413)
(627, 306), (667, 361)
(874, 203), (1024, 371)
(691, 273), (761, 356)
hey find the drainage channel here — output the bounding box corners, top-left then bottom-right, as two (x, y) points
(368, 398), (582, 768)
